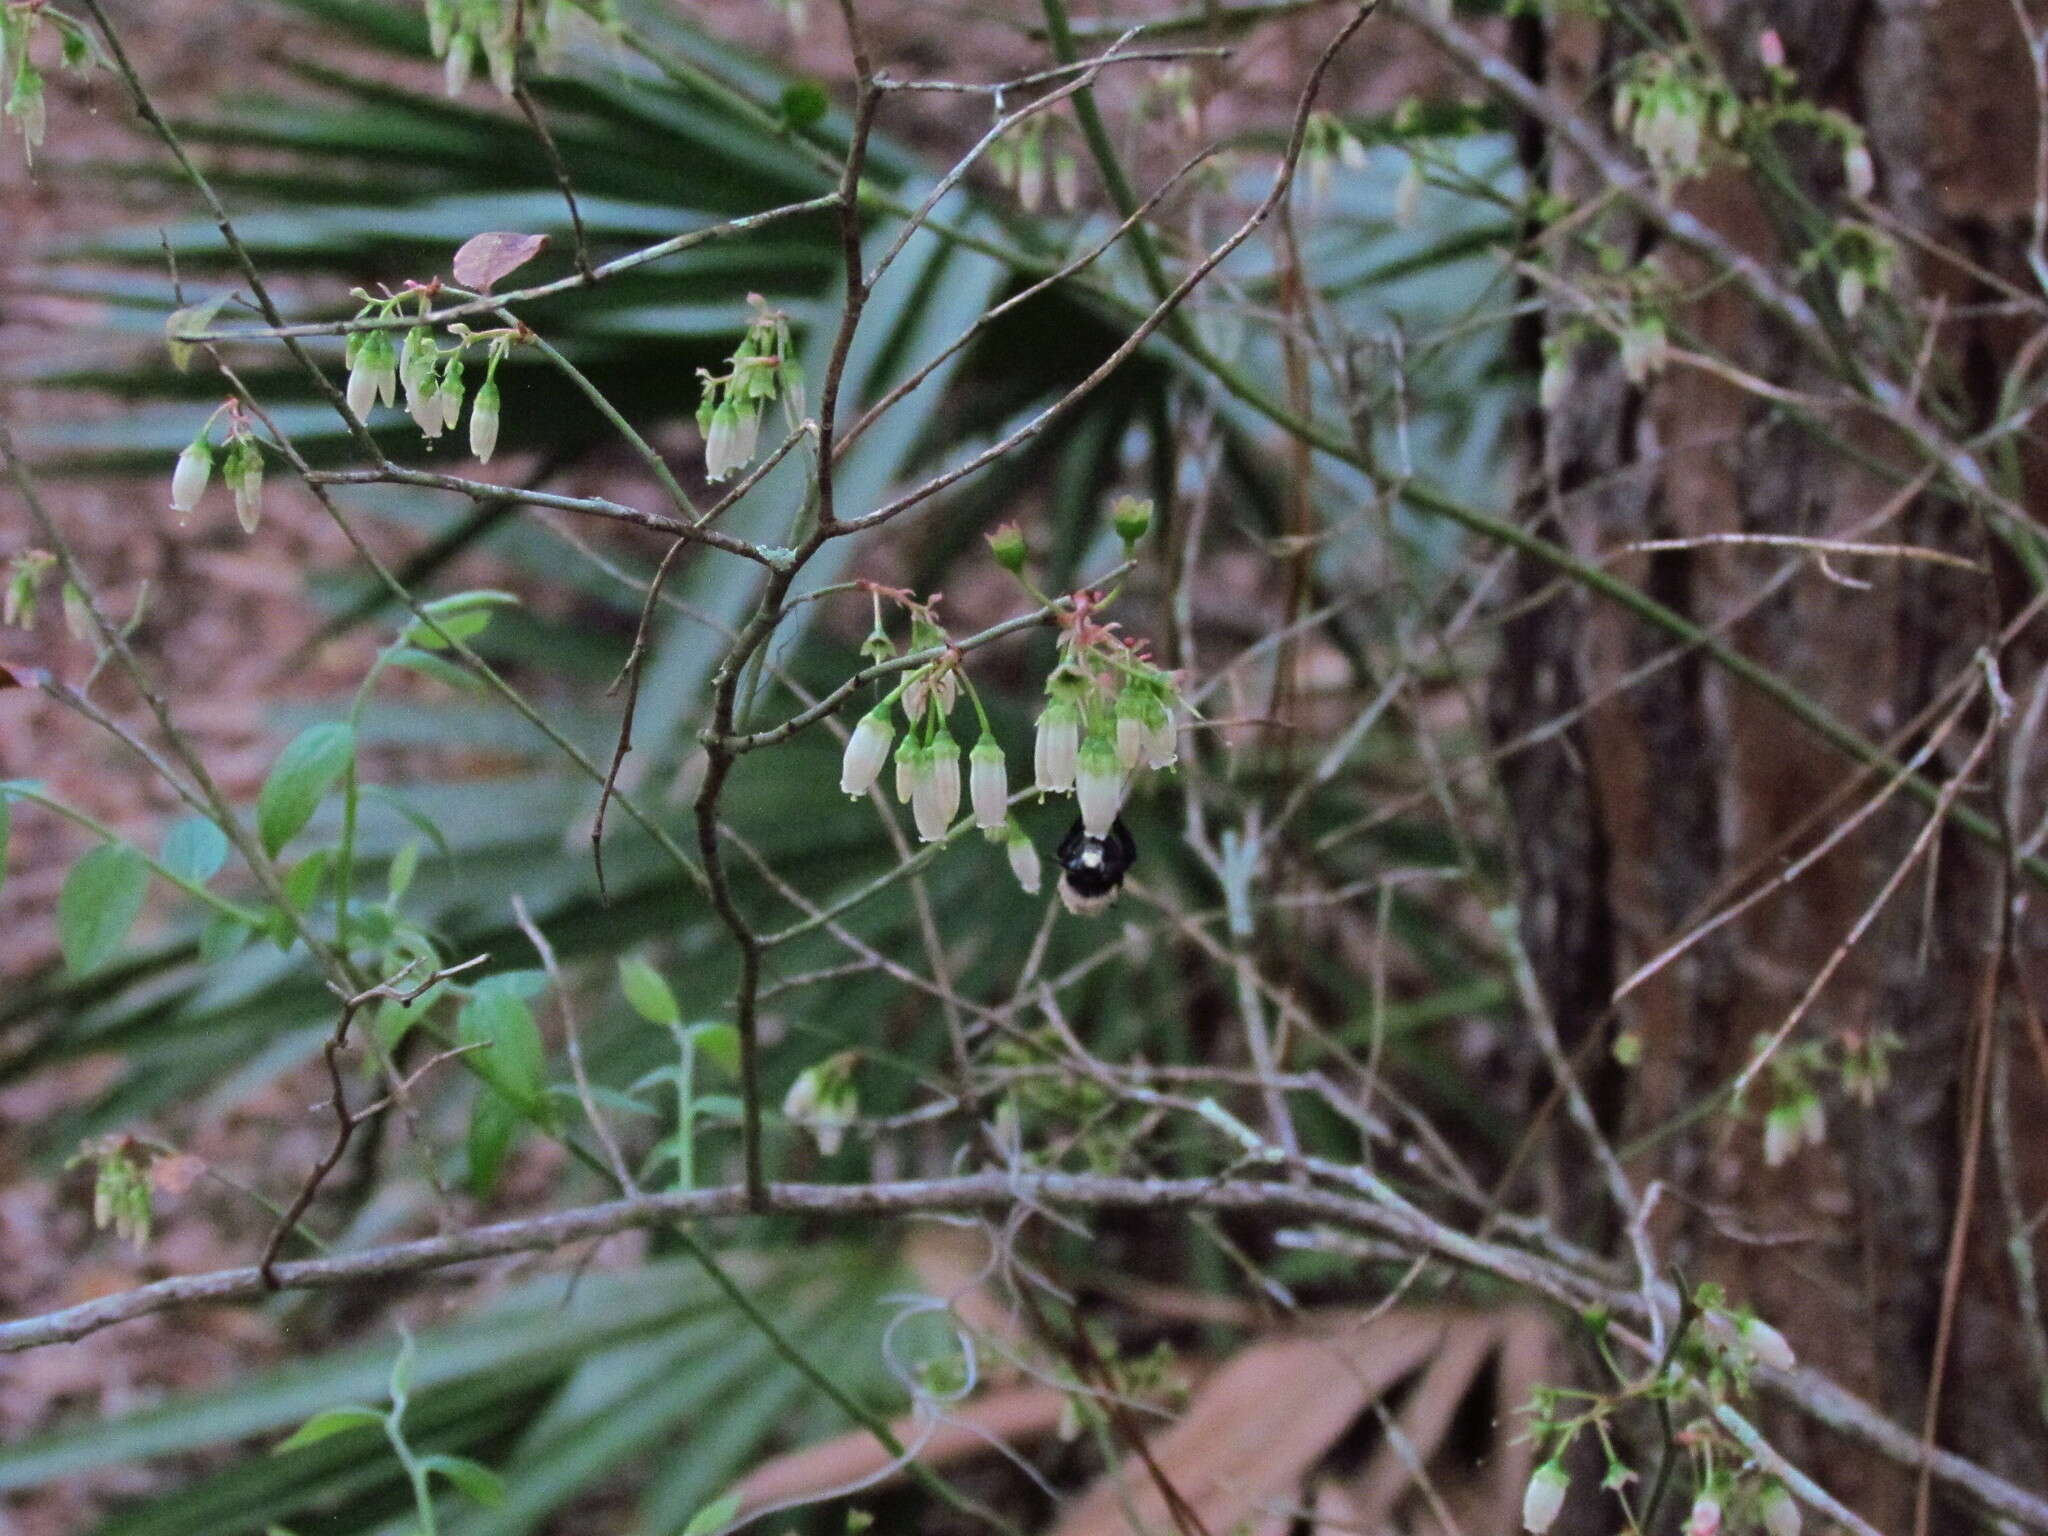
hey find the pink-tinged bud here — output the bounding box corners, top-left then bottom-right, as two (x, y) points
(1522, 1461), (1569, 1534)
(1075, 731), (1124, 836)
(970, 737), (1008, 829)
(1035, 698), (1080, 793)
(1686, 1492), (1721, 1536)
(913, 729), (962, 842)
(839, 706), (894, 797)
(170, 437), (214, 515)
(1758, 29), (1786, 69)
(1760, 1483), (1801, 1536)
(1005, 822), (1042, 894)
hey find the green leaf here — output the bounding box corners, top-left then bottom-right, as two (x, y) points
(402, 589), (521, 650)
(165, 292), (229, 372)
(282, 848), (332, 911)
(457, 988), (545, 1110)
(257, 721), (355, 857)
(683, 1492), (742, 1536)
(779, 82), (828, 129)
(271, 1405), (384, 1453)
(386, 645), (484, 690)
(422, 1452), (506, 1506)
(57, 843), (149, 976)
(467, 1085), (522, 1197)
(683, 1022), (741, 1074)
(619, 956), (680, 1025)
(160, 815), (230, 884)
(386, 839), (421, 902)
(199, 910), (253, 964)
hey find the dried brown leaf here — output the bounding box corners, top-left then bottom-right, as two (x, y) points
(452, 231), (548, 293)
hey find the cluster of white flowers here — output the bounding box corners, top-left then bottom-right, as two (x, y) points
(1612, 54), (1740, 195)
(697, 297), (804, 483)
(2, 1), (95, 167)
(1299, 110), (1369, 211)
(991, 116), (1081, 214)
(1027, 501), (1183, 839)
(425, 0), (618, 97)
(168, 403), (268, 532)
(838, 500), (1168, 898)
(342, 293), (515, 463)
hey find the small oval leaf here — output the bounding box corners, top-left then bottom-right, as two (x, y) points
(273, 1405), (384, 1454)
(160, 815), (229, 884)
(618, 956), (679, 1025)
(257, 722), (355, 857)
(452, 231), (547, 293)
(58, 843), (150, 976)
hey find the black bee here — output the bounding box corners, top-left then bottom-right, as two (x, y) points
(1055, 817), (1137, 916)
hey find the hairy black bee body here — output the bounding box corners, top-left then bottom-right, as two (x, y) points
(1055, 817), (1137, 916)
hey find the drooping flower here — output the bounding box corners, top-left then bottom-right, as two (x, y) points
(1759, 1482), (1801, 1536)
(226, 437), (265, 534)
(438, 360), (465, 433)
(1115, 690), (1148, 771)
(1522, 1461), (1569, 1534)
(1686, 1490), (1722, 1536)
(1763, 1102), (1801, 1167)
(409, 371), (446, 439)
(782, 1052), (858, 1156)
(470, 379), (502, 463)
(970, 736), (1008, 829)
(1844, 139), (1875, 200)
(170, 436), (214, 515)
(345, 333), (380, 420)
(1742, 1316), (1796, 1372)
(1075, 730), (1124, 837)
(895, 738), (926, 805)
(1034, 697), (1080, 793)
(914, 727), (962, 842)
(840, 705), (894, 797)
(1004, 821), (1042, 894)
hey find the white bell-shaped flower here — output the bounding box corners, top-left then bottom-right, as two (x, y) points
(839, 705), (894, 797)
(1034, 697), (1080, 793)
(969, 736), (1008, 829)
(1075, 731), (1124, 836)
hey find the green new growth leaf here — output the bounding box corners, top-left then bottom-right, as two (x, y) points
(386, 647), (484, 690)
(619, 955), (680, 1025)
(57, 843), (149, 976)
(386, 839), (420, 903)
(457, 988), (546, 1110)
(684, 1021), (743, 1074)
(467, 1085), (523, 1197)
(401, 589), (519, 650)
(272, 1405), (385, 1453)
(780, 81), (828, 129)
(682, 1492), (743, 1536)
(257, 721), (356, 857)
(160, 815), (229, 884)
(421, 1452), (506, 1507)
(164, 293), (229, 372)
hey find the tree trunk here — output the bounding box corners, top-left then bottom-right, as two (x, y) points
(1494, 1), (2048, 1526)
